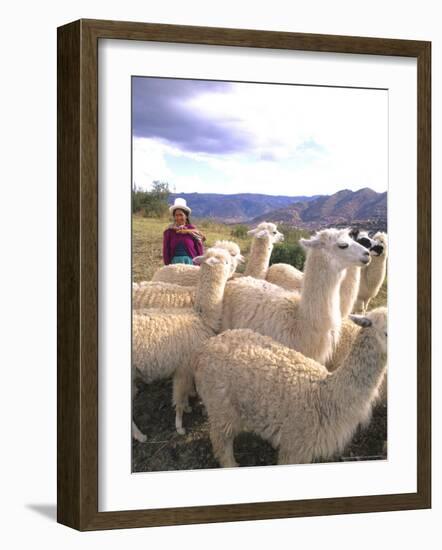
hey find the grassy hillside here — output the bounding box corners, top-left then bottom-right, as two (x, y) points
(132, 214), (386, 308)
(132, 215), (252, 282)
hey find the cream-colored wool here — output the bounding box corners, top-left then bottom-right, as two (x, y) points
(265, 263), (303, 292)
(355, 232), (388, 314)
(151, 240), (243, 287)
(195, 308), (387, 467)
(132, 247), (233, 438)
(221, 228), (371, 365)
(339, 266), (361, 318)
(133, 281), (195, 309)
(326, 317), (387, 404)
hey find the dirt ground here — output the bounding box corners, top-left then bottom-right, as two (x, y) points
(132, 377), (387, 472)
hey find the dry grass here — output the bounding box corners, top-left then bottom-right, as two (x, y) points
(132, 215), (252, 282)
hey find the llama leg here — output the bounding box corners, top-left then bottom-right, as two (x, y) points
(132, 420), (147, 443)
(209, 424), (238, 468)
(173, 367), (194, 435)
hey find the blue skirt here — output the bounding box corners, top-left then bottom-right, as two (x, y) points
(171, 255), (194, 265)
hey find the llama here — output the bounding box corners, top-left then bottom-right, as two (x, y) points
(243, 222), (284, 279)
(195, 307), (387, 467)
(150, 240), (244, 287)
(221, 228), (371, 364)
(265, 228), (376, 315)
(132, 247), (233, 438)
(354, 232), (388, 314)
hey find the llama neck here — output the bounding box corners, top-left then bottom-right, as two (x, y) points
(244, 238), (272, 279)
(366, 255), (387, 288)
(325, 329), (387, 411)
(194, 267), (228, 332)
(299, 251), (344, 334)
(340, 266), (361, 318)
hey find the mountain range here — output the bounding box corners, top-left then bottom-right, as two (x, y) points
(249, 188), (387, 231)
(170, 192), (318, 223)
(170, 188), (387, 231)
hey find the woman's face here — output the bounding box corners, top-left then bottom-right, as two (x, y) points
(174, 209), (187, 225)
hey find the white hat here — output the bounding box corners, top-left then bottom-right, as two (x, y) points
(169, 198), (191, 215)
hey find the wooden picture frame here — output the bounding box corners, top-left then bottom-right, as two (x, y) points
(57, 18), (431, 531)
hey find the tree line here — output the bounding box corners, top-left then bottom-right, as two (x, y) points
(132, 181), (171, 217)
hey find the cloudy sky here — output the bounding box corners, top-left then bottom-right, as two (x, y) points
(132, 77), (388, 197)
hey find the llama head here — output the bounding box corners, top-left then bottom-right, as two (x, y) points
(214, 240), (245, 275)
(247, 222), (284, 245)
(300, 228), (371, 271)
(349, 307), (387, 355)
(349, 228), (376, 251)
(193, 247), (233, 280)
(370, 232), (388, 257)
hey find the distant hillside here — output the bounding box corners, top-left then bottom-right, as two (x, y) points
(169, 192), (319, 223)
(249, 188), (387, 231)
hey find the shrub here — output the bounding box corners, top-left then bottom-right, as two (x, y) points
(230, 224), (249, 239)
(270, 242), (306, 271)
(133, 181), (170, 217)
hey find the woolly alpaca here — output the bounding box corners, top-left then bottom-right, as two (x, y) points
(221, 228), (371, 365)
(132, 247), (233, 438)
(150, 240), (244, 287)
(133, 240), (242, 309)
(243, 222), (284, 279)
(133, 281), (196, 310)
(354, 232), (388, 314)
(212, 222), (300, 293)
(195, 307), (387, 467)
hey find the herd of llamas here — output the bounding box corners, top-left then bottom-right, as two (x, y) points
(132, 222), (388, 468)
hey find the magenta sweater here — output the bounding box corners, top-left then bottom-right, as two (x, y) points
(162, 224), (204, 265)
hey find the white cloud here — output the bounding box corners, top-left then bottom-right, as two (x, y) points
(133, 83), (388, 196)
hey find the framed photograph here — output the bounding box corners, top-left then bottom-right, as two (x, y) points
(57, 19), (431, 530)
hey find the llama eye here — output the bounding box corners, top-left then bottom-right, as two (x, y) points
(338, 243), (349, 249)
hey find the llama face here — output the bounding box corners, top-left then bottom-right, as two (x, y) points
(301, 229), (370, 269)
(370, 232), (388, 257)
(248, 222), (284, 244)
(349, 228), (380, 252)
(196, 248), (233, 280)
(214, 240), (244, 274)
(335, 234), (371, 268)
(370, 242), (385, 257)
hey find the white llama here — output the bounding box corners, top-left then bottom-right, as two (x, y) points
(195, 308), (387, 467)
(221, 228), (371, 364)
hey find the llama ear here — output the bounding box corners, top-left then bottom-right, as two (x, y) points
(349, 228), (359, 240)
(205, 256), (221, 266)
(247, 228), (258, 236)
(237, 254), (245, 263)
(255, 229), (269, 239)
(299, 237), (323, 249)
(349, 314), (373, 328)
(192, 256), (204, 265)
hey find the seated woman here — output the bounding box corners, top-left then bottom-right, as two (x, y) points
(162, 198), (206, 265)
